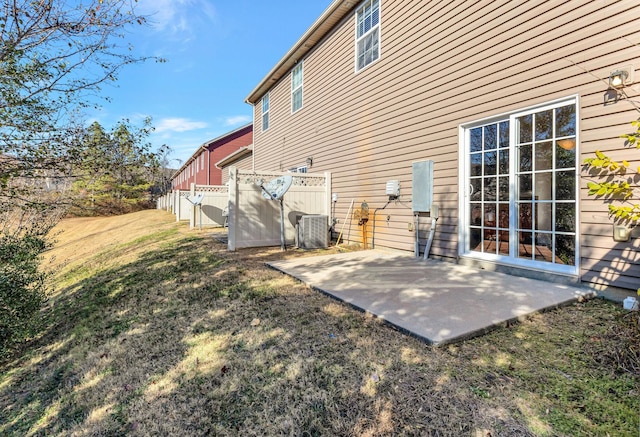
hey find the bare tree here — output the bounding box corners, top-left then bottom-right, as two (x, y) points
(0, 0), (157, 356)
(0, 0), (158, 207)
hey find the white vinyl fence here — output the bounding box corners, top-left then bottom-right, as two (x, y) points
(156, 194), (168, 211)
(173, 190), (192, 222)
(189, 183), (229, 229)
(227, 167), (331, 250)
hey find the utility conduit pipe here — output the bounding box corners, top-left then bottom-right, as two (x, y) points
(423, 205), (439, 260)
(371, 200), (392, 249)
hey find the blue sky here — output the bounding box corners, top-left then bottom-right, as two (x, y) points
(86, 0), (332, 167)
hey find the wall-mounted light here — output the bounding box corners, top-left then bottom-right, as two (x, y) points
(557, 138), (576, 151)
(306, 157), (313, 168)
(609, 70), (628, 88)
(613, 225), (630, 242)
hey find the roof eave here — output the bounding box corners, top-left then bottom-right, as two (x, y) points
(244, 0), (356, 104)
(215, 145), (253, 169)
(174, 123), (253, 174)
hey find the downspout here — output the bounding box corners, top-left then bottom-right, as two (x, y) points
(201, 144), (209, 185)
(204, 145), (210, 185)
(250, 102), (256, 172)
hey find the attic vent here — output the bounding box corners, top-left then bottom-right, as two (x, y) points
(296, 215), (328, 249)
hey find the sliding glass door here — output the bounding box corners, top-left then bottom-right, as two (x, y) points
(462, 99), (578, 274)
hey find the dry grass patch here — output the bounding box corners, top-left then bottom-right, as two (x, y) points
(0, 210), (637, 436)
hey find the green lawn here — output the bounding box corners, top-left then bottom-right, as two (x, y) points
(1, 210), (638, 436)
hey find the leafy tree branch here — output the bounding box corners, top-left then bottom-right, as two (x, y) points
(583, 120), (640, 224)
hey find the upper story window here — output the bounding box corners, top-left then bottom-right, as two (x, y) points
(288, 165), (308, 174)
(356, 0), (380, 71)
(262, 93), (270, 131)
(291, 62), (303, 113)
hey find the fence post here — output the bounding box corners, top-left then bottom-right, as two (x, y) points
(228, 167), (238, 251)
(190, 183), (196, 229)
(325, 171), (332, 216)
(175, 190), (181, 222)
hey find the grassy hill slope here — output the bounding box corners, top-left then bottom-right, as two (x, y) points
(0, 210), (637, 436)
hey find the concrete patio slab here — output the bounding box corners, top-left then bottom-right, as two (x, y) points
(267, 250), (595, 345)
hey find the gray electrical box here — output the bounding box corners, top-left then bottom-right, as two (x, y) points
(412, 160), (434, 212)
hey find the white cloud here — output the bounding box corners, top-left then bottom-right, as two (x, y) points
(155, 117), (208, 133)
(224, 115), (252, 126)
(136, 0), (216, 36)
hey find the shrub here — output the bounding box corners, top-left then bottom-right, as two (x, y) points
(0, 222), (52, 359)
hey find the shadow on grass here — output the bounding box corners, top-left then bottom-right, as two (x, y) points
(0, 233), (481, 436)
(0, 230), (637, 436)
(0, 234), (230, 435)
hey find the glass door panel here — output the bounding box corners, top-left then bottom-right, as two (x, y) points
(464, 100), (577, 273)
(467, 122), (509, 255)
(514, 103), (577, 268)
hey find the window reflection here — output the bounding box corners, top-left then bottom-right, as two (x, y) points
(498, 177), (509, 202)
(484, 177), (497, 201)
(535, 172), (552, 201)
(484, 151), (497, 176)
(556, 203), (575, 233)
(468, 103), (576, 268)
(470, 153), (482, 176)
(519, 144), (532, 172)
(556, 141), (575, 169)
(555, 105), (576, 137)
(555, 234), (575, 265)
(470, 128), (482, 152)
(484, 124), (497, 150)
(519, 114), (532, 143)
(556, 171), (575, 200)
(535, 110), (553, 140)
(535, 141), (553, 171)
(499, 121), (509, 148)
(519, 175), (532, 199)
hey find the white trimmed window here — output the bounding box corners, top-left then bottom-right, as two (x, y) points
(262, 93), (270, 131)
(291, 62), (303, 113)
(356, 0), (380, 71)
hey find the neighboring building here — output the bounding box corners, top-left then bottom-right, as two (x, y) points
(171, 124), (253, 190)
(245, 0), (640, 291)
(215, 145), (253, 185)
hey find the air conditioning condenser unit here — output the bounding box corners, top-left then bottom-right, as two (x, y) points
(296, 215), (328, 249)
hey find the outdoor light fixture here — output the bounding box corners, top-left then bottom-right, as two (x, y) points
(609, 70), (628, 88)
(557, 138), (576, 151)
(306, 157), (313, 167)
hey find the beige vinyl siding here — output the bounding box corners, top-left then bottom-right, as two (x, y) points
(251, 0), (640, 290)
(220, 153), (253, 186)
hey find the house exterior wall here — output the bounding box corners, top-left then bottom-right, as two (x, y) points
(205, 125), (253, 185)
(172, 151), (207, 191)
(171, 124), (253, 190)
(249, 0), (640, 290)
(220, 152), (253, 185)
